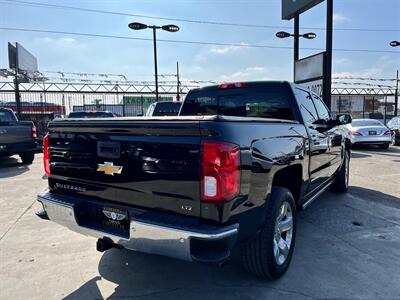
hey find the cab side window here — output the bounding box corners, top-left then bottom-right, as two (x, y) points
(296, 89), (318, 126)
(312, 95), (331, 122)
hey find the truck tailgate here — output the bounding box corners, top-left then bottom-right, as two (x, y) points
(47, 119), (204, 217)
(0, 121), (33, 144)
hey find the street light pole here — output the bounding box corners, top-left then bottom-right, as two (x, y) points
(324, 0), (333, 110)
(293, 14), (300, 80)
(128, 22), (179, 103)
(395, 70), (399, 117)
(152, 26), (159, 102)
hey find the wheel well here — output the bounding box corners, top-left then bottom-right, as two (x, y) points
(271, 164), (302, 205)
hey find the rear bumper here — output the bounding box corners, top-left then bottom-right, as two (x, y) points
(349, 135), (391, 145)
(0, 141), (37, 156)
(37, 191), (238, 264)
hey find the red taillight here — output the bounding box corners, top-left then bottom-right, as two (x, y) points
(218, 82), (246, 89)
(348, 130), (362, 136)
(201, 140), (240, 202)
(384, 130), (391, 135)
(43, 134), (51, 176)
(32, 124), (37, 138)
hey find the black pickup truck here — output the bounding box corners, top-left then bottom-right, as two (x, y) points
(0, 108), (37, 163)
(37, 81), (351, 279)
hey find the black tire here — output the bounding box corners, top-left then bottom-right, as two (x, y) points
(379, 143), (389, 150)
(392, 134), (399, 146)
(331, 150), (349, 193)
(240, 187), (296, 279)
(19, 152), (35, 164)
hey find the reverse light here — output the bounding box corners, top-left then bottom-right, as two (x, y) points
(201, 140), (240, 202)
(348, 130), (362, 136)
(43, 134), (51, 176)
(218, 82), (246, 89)
(32, 124), (37, 138)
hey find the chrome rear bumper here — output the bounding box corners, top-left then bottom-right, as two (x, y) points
(37, 191), (238, 263)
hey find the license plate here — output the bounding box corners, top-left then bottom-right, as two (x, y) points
(369, 131), (377, 135)
(101, 207), (129, 230)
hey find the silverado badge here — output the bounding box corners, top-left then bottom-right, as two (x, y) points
(97, 162), (123, 176)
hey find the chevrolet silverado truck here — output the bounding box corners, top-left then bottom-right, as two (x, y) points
(36, 81), (351, 279)
(0, 108), (37, 163)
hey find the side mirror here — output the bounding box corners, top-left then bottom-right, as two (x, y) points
(136, 113), (143, 117)
(336, 114), (352, 125)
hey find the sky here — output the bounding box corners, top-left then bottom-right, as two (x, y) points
(0, 0), (399, 84)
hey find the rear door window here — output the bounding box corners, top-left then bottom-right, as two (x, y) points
(180, 87), (294, 120)
(295, 89), (318, 125)
(312, 95), (331, 122)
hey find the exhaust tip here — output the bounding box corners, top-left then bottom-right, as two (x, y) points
(35, 208), (49, 220)
(96, 238), (123, 252)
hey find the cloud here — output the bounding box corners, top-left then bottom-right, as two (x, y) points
(60, 37), (76, 43)
(220, 66), (272, 81)
(333, 57), (350, 65)
(209, 43), (249, 55)
(34, 37), (84, 47)
(333, 67), (384, 78)
(333, 13), (350, 24)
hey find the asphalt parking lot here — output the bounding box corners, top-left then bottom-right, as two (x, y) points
(0, 146), (399, 300)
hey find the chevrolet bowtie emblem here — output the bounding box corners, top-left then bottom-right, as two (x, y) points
(97, 162), (123, 176)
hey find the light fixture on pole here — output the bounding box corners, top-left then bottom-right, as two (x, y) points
(128, 22), (180, 102)
(389, 41), (400, 47)
(276, 31), (317, 39)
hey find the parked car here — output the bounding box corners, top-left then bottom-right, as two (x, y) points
(37, 81), (352, 279)
(67, 111), (118, 118)
(0, 108), (37, 163)
(145, 101), (182, 116)
(387, 116), (400, 146)
(345, 118), (392, 149)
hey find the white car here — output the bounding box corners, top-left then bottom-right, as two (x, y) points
(345, 119), (392, 149)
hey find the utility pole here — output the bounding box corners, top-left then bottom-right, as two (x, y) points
(176, 61), (180, 102)
(14, 71), (22, 119)
(395, 70), (399, 117)
(323, 0), (333, 110)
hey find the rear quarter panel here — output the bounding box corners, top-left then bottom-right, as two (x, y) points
(199, 121), (308, 229)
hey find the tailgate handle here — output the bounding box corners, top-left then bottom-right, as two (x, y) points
(97, 141), (121, 159)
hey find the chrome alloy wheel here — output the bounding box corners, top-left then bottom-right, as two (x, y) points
(273, 201), (293, 266)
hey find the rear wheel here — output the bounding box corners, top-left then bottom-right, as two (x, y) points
(392, 134), (399, 146)
(240, 187), (296, 279)
(19, 152), (35, 164)
(379, 143), (389, 150)
(331, 150), (349, 193)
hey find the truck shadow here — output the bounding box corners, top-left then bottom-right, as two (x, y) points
(63, 186), (400, 300)
(351, 145), (400, 157)
(0, 156), (30, 178)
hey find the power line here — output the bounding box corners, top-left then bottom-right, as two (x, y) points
(2, 27), (399, 54)
(1, 0), (399, 33)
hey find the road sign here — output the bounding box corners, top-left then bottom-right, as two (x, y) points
(295, 52), (325, 96)
(282, 0), (325, 20)
(295, 52), (325, 83)
(16, 43), (38, 73)
(8, 43), (17, 69)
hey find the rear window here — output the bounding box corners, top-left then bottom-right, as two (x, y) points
(180, 87), (294, 120)
(68, 111), (115, 118)
(351, 119), (383, 127)
(153, 102), (182, 116)
(0, 110), (16, 121)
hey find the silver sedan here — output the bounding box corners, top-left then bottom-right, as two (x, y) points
(345, 119), (392, 149)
